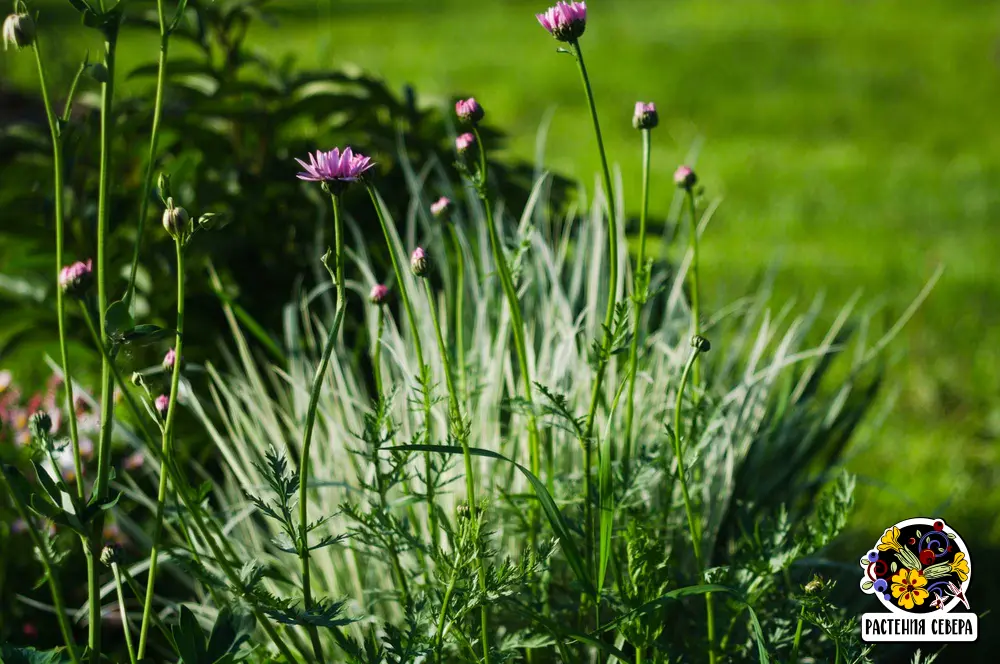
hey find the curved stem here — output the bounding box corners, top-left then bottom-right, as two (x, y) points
(298, 193), (347, 664)
(138, 237), (185, 657)
(623, 129), (651, 481)
(471, 127), (541, 527)
(673, 346), (715, 664)
(112, 563), (138, 664)
(125, 0), (170, 308)
(686, 190), (701, 386)
(422, 279), (491, 664)
(0, 473), (81, 664)
(367, 186), (438, 550)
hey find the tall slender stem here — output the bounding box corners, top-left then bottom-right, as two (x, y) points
(297, 193), (347, 664)
(471, 128), (542, 531)
(367, 186), (438, 550)
(112, 562), (138, 664)
(32, 38), (84, 499)
(673, 345), (715, 663)
(447, 224), (468, 403)
(138, 237), (185, 656)
(686, 190), (701, 386)
(571, 39), (619, 577)
(125, 0), (170, 308)
(422, 279), (491, 664)
(0, 473), (81, 664)
(91, 26), (119, 657)
(623, 129), (652, 481)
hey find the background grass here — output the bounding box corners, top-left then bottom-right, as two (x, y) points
(4, 0), (998, 564)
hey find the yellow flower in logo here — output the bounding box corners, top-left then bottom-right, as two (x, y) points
(949, 552), (969, 582)
(891, 568), (929, 610)
(878, 526), (902, 552)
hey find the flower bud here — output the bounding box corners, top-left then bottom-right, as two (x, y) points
(455, 98), (484, 126)
(369, 284), (389, 305)
(162, 348), (177, 372)
(430, 196), (452, 220)
(28, 411), (51, 439)
(3, 13), (36, 51)
(674, 165), (697, 190)
(632, 102), (658, 130)
(691, 335), (711, 353)
(455, 132), (476, 155)
(410, 247), (429, 278)
(536, 2), (587, 43)
(154, 394), (170, 418)
(58, 260), (93, 298)
(100, 543), (123, 567)
(162, 200), (191, 239)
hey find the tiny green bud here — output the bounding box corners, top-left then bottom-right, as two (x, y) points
(691, 335), (711, 353)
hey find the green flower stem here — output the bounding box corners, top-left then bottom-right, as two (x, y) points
(471, 127), (542, 529)
(119, 565), (174, 648)
(571, 39), (619, 577)
(368, 185), (439, 551)
(125, 0), (170, 308)
(32, 37), (84, 499)
(0, 473), (81, 664)
(138, 236), (185, 657)
(623, 129), (652, 481)
(673, 345), (716, 664)
(91, 26), (119, 657)
(447, 224), (468, 403)
(111, 562), (138, 664)
(433, 541), (465, 663)
(298, 193), (348, 664)
(685, 189), (702, 387)
(790, 603), (806, 662)
(422, 279), (491, 664)
(79, 304), (300, 662)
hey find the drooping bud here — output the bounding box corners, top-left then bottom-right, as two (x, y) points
(58, 260), (93, 298)
(162, 199), (191, 239)
(2, 13), (36, 51)
(674, 165), (697, 190)
(691, 335), (711, 353)
(369, 284), (389, 305)
(455, 98), (485, 126)
(632, 101), (658, 130)
(28, 411), (52, 439)
(410, 247), (429, 277)
(455, 132), (476, 155)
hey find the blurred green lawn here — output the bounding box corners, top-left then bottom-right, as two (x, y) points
(6, 0), (1000, 542)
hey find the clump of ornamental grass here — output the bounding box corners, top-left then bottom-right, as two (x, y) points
(0, 2), (942, 663)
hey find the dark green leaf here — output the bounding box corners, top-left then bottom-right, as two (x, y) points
(121, 324), (177, 346)
(104, 300), (135, 339)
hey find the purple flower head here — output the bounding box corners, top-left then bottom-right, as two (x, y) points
(163, 348), (177, 371)
(430, 196), (452, 220)
(295, 147), (375, 193)
(674, 165), (697, 190)
(369, 283), (389, 305)
(632, 101), (658, 130)
(536, 2), (587, 43)
(410, 247), (429, 277)
(59, 259), (93, 298)
(154, 394), (170, 418)
(455, 132), (476, 155)
(3, 13), (35, 51)
(455, 98), (485, 126)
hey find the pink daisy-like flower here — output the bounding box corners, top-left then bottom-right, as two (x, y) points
(456, 133), (476, 154)
(295, 147), (375, 192)
(59, 259), (93, 297)
(536, 2), (587, 42)
(455, 98), (484, 126)
(632, 102), (658, 130)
